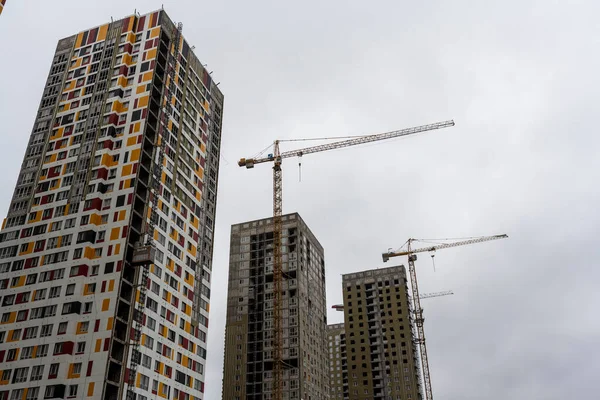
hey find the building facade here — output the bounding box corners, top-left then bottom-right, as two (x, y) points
(327, 323), (346, 400)
(0, 9), (223, 400)
(341, 266), (421, 400)
(223, 213), (329, 400)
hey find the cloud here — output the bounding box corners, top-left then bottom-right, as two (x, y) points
(1, 1), (598, 399)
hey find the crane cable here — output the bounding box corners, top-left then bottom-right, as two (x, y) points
(278, 134), (367, 143)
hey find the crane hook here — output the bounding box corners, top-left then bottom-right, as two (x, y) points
(298, 154), (302, 182)
(431, 254), (436, 272)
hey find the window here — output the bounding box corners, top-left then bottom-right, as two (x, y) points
(76, 341), (86, 353)
(147, 316), (156, 331)
(10, 389), (24, 400)
(58, 322), (68, 334)
(1, 369), (11, 381)
(72, 363), (82, 375)
(47, 237), (58, 249)
(24, 326), (38, 339)
(62, 234), (72, 246)
(48, 363), (59, 377)
(49, 286), (61, 298)
(10, 330), (21, 341)
(68, 385), (78, 397)
(12, 367), (29, 383)
(36, 344), (49, 358)
(15, 310), (27, 322)
(66, 284), (75, 295)
(26, 387), (39, 400)
(21, 346), (34, 360)
(79, 321), (89, 333)
(7, 349), (17, 361)
(41, 324), (53, 337)
(142, 354), (152, 368)
(24, 274), (36, 286)
(144, 335), (154, 349)
(30, 365), (44, 381)
(139, 374), (149, 390)
(3, 294), (15, 306)
(45, 386), (56, 398)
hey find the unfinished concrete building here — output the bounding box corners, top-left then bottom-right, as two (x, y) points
(222, 213), (329, 400)
(341, 266), (422, 400)
(327, 323), (346, 400)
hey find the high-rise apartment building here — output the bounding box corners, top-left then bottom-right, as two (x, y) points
(341, 266), (421, 400)
(223, 213), (329, 400)
(327, 323), (346, 400)
(0, 9), (223, 400)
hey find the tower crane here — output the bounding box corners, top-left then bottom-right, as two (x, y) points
(238, 120), (455, 400)
(382, 234), (508, 400)
(331, 290), (454, 311)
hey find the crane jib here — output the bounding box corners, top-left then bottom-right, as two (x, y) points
(239, 120), (455, 167)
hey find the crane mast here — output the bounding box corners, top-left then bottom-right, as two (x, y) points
(383, 234), (508, 400)
(271, 142), (283, 399)
(238, 120), (455, 400)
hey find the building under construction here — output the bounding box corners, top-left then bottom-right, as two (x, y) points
(327, 323), (346, 399)
(222, 213), (329, 400)
(340, 266), (422, 400)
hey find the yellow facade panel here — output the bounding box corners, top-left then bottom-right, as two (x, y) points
(122, 164), (133, 176)
(138, 95), (149, 108)
(98, 24), (109, 41)
(150, 27), (160, 38)
(89, 214), (102, 225)
(75, 32), (84, 48)
(117, 76), (128, 88)
(110, 227), (120, 241)
(83, 246), (96, 259)
(142, 70), (154, 82)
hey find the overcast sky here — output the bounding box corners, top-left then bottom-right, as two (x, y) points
(1, 1), (599, 399)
